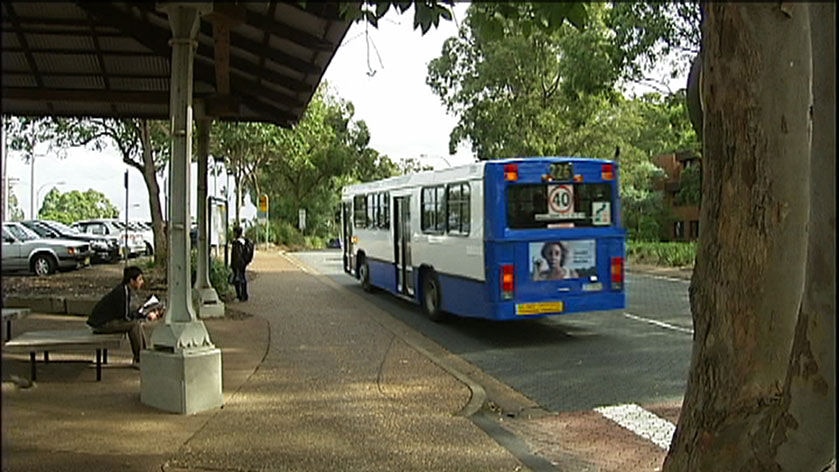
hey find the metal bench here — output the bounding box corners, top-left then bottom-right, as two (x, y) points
(2, 308), (31, 342)
(3, 328), (125, 381)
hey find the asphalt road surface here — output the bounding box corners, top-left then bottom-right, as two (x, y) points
(288, 249), (691, 414)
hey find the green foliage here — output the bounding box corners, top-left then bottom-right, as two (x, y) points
(5, 187), (25, 221)
(675, 162), (701, 206)
(606, 2), (700, 85)
(38, 189), (119, 223)
(627, 240), (696, 267)
(339, 1), (455, 34)
(189, 250), (234, 299)
(221, 84), (399, 241)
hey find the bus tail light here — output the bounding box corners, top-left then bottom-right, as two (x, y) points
(501, 264), (515, 299)
(611, 256), (624, 290)
(504, 164), (518, 181)
(602, 163), (614, 180)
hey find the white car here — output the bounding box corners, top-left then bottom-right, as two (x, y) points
(127, 221), (154, 255)
(71, 219), (146, 258)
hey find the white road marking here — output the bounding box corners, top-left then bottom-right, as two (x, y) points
(624, 312), (694, 335)
(594, 403), (676, 450)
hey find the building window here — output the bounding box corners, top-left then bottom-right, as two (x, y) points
(674, 221), (685, 240)
(689, 220), (699, 239)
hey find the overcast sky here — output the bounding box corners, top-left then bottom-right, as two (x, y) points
(3, 4), (470, 222)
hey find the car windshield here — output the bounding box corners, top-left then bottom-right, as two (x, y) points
(4, 223), (40, 241)
(44, 220), (79, 234)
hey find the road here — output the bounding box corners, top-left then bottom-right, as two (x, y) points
(287, 249), (691, 414)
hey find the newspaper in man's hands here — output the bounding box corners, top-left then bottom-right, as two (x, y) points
(140, 295), (165, 318)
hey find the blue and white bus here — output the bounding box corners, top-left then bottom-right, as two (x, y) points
(340, 157), (626, 321)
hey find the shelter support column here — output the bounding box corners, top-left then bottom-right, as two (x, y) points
(141, 1), (223, 415)
(193, 115), (224, 318)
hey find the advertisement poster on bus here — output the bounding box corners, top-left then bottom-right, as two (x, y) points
(529, 239), (596, 281)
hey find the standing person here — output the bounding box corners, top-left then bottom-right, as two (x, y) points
(230, 226), (252, 301)
(532, 241), (579, 281)
(86, 266), (162, 368)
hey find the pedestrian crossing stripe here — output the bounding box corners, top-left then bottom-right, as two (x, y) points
(594, 403), (676, 450)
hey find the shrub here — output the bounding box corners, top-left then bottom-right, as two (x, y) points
(189, 249), (234, 298)
(627, 241), (696, 267)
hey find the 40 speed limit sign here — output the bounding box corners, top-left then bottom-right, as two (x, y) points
(548, 184), (574, 214)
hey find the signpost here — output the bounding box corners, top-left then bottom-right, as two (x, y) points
(258, 194), (269, 247)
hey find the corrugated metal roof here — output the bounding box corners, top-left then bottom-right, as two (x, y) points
(1, 1), (353, 127)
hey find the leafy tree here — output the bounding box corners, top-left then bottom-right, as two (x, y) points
(38, 188), (119, 224)
(213, 84), (398, 240)
(5, 187), (25, 221)
(674, 162), (701, 207)
(255, 85), (399, 238)
(427, 3), (619, 159)
(3, 116), (170, 265)
(606, 2), (701, 93)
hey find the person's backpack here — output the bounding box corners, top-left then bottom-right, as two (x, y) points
(242, 238), (254, 265)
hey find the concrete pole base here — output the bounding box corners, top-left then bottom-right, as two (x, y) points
(140, 347), (223, 415)
(193, 287), (225, 318)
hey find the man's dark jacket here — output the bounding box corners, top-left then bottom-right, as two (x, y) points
(87, 283), (130, 328)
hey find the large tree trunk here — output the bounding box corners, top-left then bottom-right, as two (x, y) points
(663, 4), (835, 470)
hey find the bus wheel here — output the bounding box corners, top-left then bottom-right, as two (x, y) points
(359, 258), (374, 292)
(421, 272), (446, 322)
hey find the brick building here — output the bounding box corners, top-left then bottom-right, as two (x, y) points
(653, 151), (701, 241)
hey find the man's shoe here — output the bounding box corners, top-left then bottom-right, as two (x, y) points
(131, 360), (141, 370)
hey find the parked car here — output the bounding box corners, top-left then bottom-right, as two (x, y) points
(2, 221), (92, 276)
(20, 219), (121, 263)
(127, 220), (154, 255)
(71, 219), (146, 258)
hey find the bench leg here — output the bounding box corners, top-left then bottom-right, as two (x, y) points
(103, 349), (108, 365)
(29, 352), (37, 382)
(5, 320), (10, 342)
(44, 351), (49, 363)
(96, 349), (102, 381)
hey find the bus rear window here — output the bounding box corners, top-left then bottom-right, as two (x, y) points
(507, 183), (614, 229)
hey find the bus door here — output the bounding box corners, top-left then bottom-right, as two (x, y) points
(394, 196), (414, 296)
(341, 201), (353, 274)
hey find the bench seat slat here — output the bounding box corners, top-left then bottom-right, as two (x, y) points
(3, 329), (125, 381)
(4, 329), (123, 352)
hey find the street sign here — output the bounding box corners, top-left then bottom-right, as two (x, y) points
(548, 184), (573, 214)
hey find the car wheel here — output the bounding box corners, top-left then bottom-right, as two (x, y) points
(32, 254), (56, 276)
(359, 257), (374, 293)
(421, 270), (446, 322)
(144, 242), (153, 256)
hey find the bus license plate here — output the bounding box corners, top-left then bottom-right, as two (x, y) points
(583, 282), (603, 292)
(516, 301), (564, 316)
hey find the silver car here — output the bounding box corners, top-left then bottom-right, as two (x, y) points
(2, 222), (92, 276)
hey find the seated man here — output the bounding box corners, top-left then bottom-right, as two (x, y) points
(86, 266), (162, 369)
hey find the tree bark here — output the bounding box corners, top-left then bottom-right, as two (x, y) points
(138, 120), (168, 266)
(664, 3), (834, 470)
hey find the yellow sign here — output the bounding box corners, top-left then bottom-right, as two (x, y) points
(516, 301), (564, 316)
(258, 194), (269, 212)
